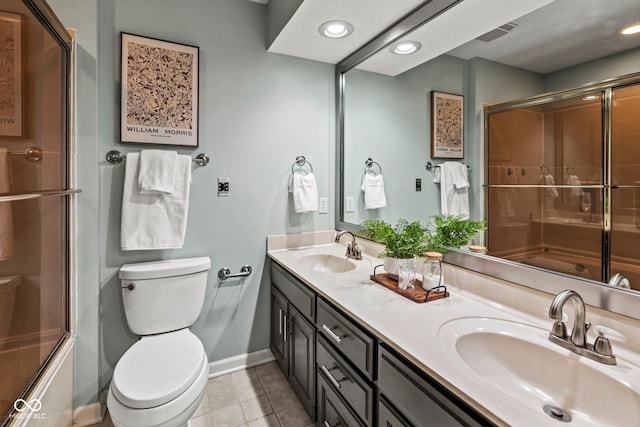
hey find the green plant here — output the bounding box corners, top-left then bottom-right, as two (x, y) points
(426, 215), (485, 253)
(358, 219), (429, 259)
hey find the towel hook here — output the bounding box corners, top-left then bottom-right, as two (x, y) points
(364, 157), (382, 174)
(291, 155), (313, 174)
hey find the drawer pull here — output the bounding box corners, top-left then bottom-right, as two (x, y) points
(283, 314), (288, 342)
(278, 309), (283, 334)
(320, 364), (347, 390)
(324, 421), (341, 427)
(322, 324), (344, 344)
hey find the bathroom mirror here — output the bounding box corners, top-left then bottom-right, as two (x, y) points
(336, 0), (640, 316)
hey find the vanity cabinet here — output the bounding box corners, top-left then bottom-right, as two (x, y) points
(270, 263), (316, 419)
(377, 345), (491, 427)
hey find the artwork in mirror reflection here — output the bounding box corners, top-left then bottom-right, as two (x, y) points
(486, 83), (640, 290)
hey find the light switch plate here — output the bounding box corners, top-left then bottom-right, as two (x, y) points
(345, 196), (354, 213)
(319, 197), (328, 213)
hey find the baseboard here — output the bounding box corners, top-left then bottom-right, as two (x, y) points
(73, 390), (107, 427)
(208, 348), (275, 378)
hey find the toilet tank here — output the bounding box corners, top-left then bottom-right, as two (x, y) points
(119, 257), (211, 336)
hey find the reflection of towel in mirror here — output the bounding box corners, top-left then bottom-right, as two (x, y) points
(361, 173), (387, 209)
(500, 166), (517, 217)
(289, 172), (318, 213)
(121, 153), (192, 250)
(0, 149), (13, 260)
(565, 174), (584, 197)
(440, 161), (469, 219)
(538, 174), (559, 198)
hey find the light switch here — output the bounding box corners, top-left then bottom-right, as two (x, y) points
(319, 197), (328, 213)
(345, 196), (354, 213)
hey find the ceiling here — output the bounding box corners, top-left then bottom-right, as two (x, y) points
(266, 0), (640, 76)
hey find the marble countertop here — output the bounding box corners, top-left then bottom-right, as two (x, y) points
(267, 240), (640, 427)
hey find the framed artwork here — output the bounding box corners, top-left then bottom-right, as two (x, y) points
(430, 91), (463, 159)
(121, 33), (199, 147)
(0, 12), (22, 137)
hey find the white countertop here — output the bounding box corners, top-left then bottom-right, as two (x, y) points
(267, 240), (640, 427)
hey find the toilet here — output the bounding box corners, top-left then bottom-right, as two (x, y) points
(107, 257), (211, 427)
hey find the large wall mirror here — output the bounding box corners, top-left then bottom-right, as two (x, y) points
(336, 0), (640, 318)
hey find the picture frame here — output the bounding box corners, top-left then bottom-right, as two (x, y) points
(430, 91), (464, 159)
(120, 33), (199, 147)
(0, 11), (23, 137)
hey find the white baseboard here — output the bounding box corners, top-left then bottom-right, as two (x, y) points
(73, 390), (107, 427)
(208, 349), (275, 378)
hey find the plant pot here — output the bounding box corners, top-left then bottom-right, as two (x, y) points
(383, 257), (416, 280)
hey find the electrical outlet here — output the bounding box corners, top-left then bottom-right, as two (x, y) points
(345, 196), (354, 213)
(319, 197), (328, 214)
(217, 178), (229, 196)
(416, 178), (422, 192)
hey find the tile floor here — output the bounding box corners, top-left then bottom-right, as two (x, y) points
(94, 362), (314, 427)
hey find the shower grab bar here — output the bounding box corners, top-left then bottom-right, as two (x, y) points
(291, 155), (313, 174)
(0, 189), (82, 203)
(105, 150), (210, 167)
(8, 147), (43, 163)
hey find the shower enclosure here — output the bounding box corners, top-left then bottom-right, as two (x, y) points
(485, 73), (640, 290)
(0, 0), (75, 424)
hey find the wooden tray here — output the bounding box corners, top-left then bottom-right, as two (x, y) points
(370, 273), (449, 303)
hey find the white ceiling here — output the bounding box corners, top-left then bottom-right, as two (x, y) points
(266, 0), (640, 76)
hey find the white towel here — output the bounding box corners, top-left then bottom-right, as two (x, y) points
(121, 153), (192, 250)
(138, 149), (177, 194)
(290, 172), (318, 213)
(500, 166), (517, 217)
(440, 161), (469, 219)
(0, 149), (13, 260)
(361, 173), (387, 209)
(539, 174), (559, 198)
(565, 174), (584, 198)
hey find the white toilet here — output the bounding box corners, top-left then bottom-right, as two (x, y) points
(107, 257), (211, 427)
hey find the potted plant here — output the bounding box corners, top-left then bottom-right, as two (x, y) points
(359, 219), (430, 279)
(425, 215), (485, 253)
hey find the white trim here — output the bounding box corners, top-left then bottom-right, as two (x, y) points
(208, 349), (275, 378)
(72, 391), (107, 427)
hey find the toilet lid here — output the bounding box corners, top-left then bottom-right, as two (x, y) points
(111, 329), (206, 409)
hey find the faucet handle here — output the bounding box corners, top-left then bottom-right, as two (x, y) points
(551, 320), (567, 339)
(594, 335), (614, 357)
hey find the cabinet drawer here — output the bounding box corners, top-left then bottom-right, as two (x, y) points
(378, 346), (489, 427)
(317, 298), (375, 379)
(317, 335), (374, 426)
(378, 398), (410, 427)
(318, 369), (364, 427)
(271, 262), (315, 321)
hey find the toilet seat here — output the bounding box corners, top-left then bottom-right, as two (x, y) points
(111, 329), (206, 409)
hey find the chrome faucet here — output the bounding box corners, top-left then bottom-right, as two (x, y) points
(608, 273), (630, 289)
(548, 289), (616, 364)
(335, 230), (362, 260)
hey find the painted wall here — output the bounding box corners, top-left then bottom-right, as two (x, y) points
(49, 0), (334, 409)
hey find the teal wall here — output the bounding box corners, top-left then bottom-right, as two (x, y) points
(49, 0), (334, 409)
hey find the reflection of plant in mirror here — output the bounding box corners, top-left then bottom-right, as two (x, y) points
(426, 215), (485, 253)
(358, 219), (429, 259)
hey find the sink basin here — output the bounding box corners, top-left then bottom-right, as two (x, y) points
(296, 253), (357, 273)
(439, 317), (640, 426)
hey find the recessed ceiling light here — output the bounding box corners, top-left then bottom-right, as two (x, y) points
(318, 20), (354, 39)
(620, 22), (640, 35)
(389, 41), (422, 55)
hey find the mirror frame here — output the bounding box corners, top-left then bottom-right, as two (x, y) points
(334, 1), (640, 321)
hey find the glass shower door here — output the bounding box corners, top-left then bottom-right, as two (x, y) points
(0, 0), (73, 423)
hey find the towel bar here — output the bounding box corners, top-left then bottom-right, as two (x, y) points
(218, 265), (252, 280)
(291, 155), (313, 174)
(105, 150), (210, 166)
(425, 161), (470, 171)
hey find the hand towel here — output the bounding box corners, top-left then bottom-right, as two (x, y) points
(138, 149), (177, 194)
(0, 149), (13, 260)
(290, 172), (318, 213)
(361, 173), (387, 209)
(538, 173), (559, 198)
(433, 166), (441, 183)
(121, 153), (192, 250)
(565, 173), (584, 198)
(500, 166), (517, 217)
(440, 161), (470, 219)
